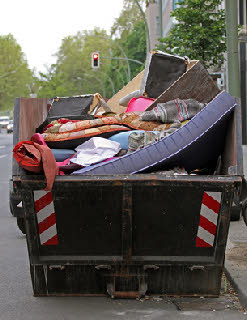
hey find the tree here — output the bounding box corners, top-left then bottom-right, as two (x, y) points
(37, 1), (147, 100)
(156, 0), (226, 69)
(0, 34), (33, 111)
(111, 0), (146, 39)
(107, 0), (146, 93)
(37, 28), (113, 98)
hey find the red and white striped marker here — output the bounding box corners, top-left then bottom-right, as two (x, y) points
(34, 190), (58, 246)
(196, 192), (221, 247)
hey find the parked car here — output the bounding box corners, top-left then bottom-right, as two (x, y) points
(0, 116), (10, 129)
(7, 120), (13, 133)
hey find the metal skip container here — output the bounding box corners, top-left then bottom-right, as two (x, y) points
(12, 61), (243, 297)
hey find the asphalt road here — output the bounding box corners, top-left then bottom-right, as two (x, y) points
(1, 132), (247, 320)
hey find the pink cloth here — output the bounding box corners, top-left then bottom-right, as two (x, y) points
(125, 97), (155, 113)
(13, 141), (57, 191)
(31, 133), (47, 146)
(57, 156), (116, 175)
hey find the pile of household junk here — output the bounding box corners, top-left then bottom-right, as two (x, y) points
(13, 51), (235, 191)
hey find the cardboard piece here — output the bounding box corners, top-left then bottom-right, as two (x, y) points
(107, 70), (144, 114)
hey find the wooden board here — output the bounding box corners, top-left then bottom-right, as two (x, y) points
(107, 70), (144, 114)
(146, 61), (220, 111)
(19, 98), (48, 142)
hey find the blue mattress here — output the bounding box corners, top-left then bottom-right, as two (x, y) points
(72, 91), (236, 175)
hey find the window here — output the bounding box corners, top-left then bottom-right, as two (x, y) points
(173, 0), (183, 10)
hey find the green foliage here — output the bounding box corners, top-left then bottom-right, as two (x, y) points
(37, 28), (112, 98)
(37, 0), (147, 99)
(124, 20), (146, 75)
(0, 34), (33, 111)
(156, 0), (226, 69)
(105, 1), (146, 96)
(37, 2), (147, 99)
(111, 0), (145, 39)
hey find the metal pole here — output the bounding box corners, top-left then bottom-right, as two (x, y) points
(113, 40), (131, 82)
(239, 0), (247, 144)
(225, 0), (240, 98)
(134, 0), (151, 55)
(100, 56), (144, 65)
(159, 0), (163, 38)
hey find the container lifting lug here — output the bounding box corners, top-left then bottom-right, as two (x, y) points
(95, 264), (111, 270)
(144, 265), (160, 271)
(189, 265), (205, 271)
(48, 265), (65, 270)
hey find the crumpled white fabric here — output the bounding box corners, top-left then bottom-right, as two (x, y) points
(70, 137), (121, 166)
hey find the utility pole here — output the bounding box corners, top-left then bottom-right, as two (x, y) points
(225, 0), (240, 98)
(134, 0), (151, 57)
(158, 0), (163, 38)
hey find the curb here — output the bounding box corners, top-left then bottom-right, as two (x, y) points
(224, 261), (247, 310)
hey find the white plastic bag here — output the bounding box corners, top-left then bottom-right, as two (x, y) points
(70, 137), (121, 166)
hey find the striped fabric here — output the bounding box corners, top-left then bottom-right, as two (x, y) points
(141, 99), (205, 123)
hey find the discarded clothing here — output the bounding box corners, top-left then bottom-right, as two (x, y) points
(69, 91), (235, 175)
(56, 154), (83, 175)
(41, 113), (175, 150)
(31, 133), (47, 145)
(141, 99), (205, 123)
(43, 117), (121, 134)
(108, 130), (145, 150)
(42, 124), (130, 150)
(70, 137), (121, 167)
(116, 113), (173, 131)
(128, 121), (182, 153)
(13, 141), (57, 191)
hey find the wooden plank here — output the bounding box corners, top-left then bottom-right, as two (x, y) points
(146, 61), (221, 111)
(19, 98), (48, 142)
(107, 71), (144, 114)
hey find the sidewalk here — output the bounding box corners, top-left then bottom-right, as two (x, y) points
(225, 145), (247, 309)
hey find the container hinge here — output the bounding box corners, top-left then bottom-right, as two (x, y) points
(95, 264), (112, 270)
(144, 265), (160, 271)
(189, 265), (205, 271)
(49, 265), (65, 270)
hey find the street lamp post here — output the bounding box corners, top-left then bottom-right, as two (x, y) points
(134, 0), (151, 57)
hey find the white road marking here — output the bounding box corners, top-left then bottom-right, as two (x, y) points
(0, 154), (7, 159)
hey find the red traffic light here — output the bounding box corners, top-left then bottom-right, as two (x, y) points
(92, 52), (100, 68)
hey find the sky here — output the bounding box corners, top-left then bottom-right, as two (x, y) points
(0, 0), (124, 73)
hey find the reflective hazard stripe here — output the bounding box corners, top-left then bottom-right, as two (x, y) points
(196, 192), (221, 247)
(34, 190), (58, 246)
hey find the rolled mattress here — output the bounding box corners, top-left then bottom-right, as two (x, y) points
(72, 91), (236, 175)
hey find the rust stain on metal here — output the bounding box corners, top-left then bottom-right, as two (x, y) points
(34, 293), (107, 297)
(113, 291), (140, 299)
(113, 181), (123, 186)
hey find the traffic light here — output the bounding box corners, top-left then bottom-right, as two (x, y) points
(92, 52), (100, 68)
